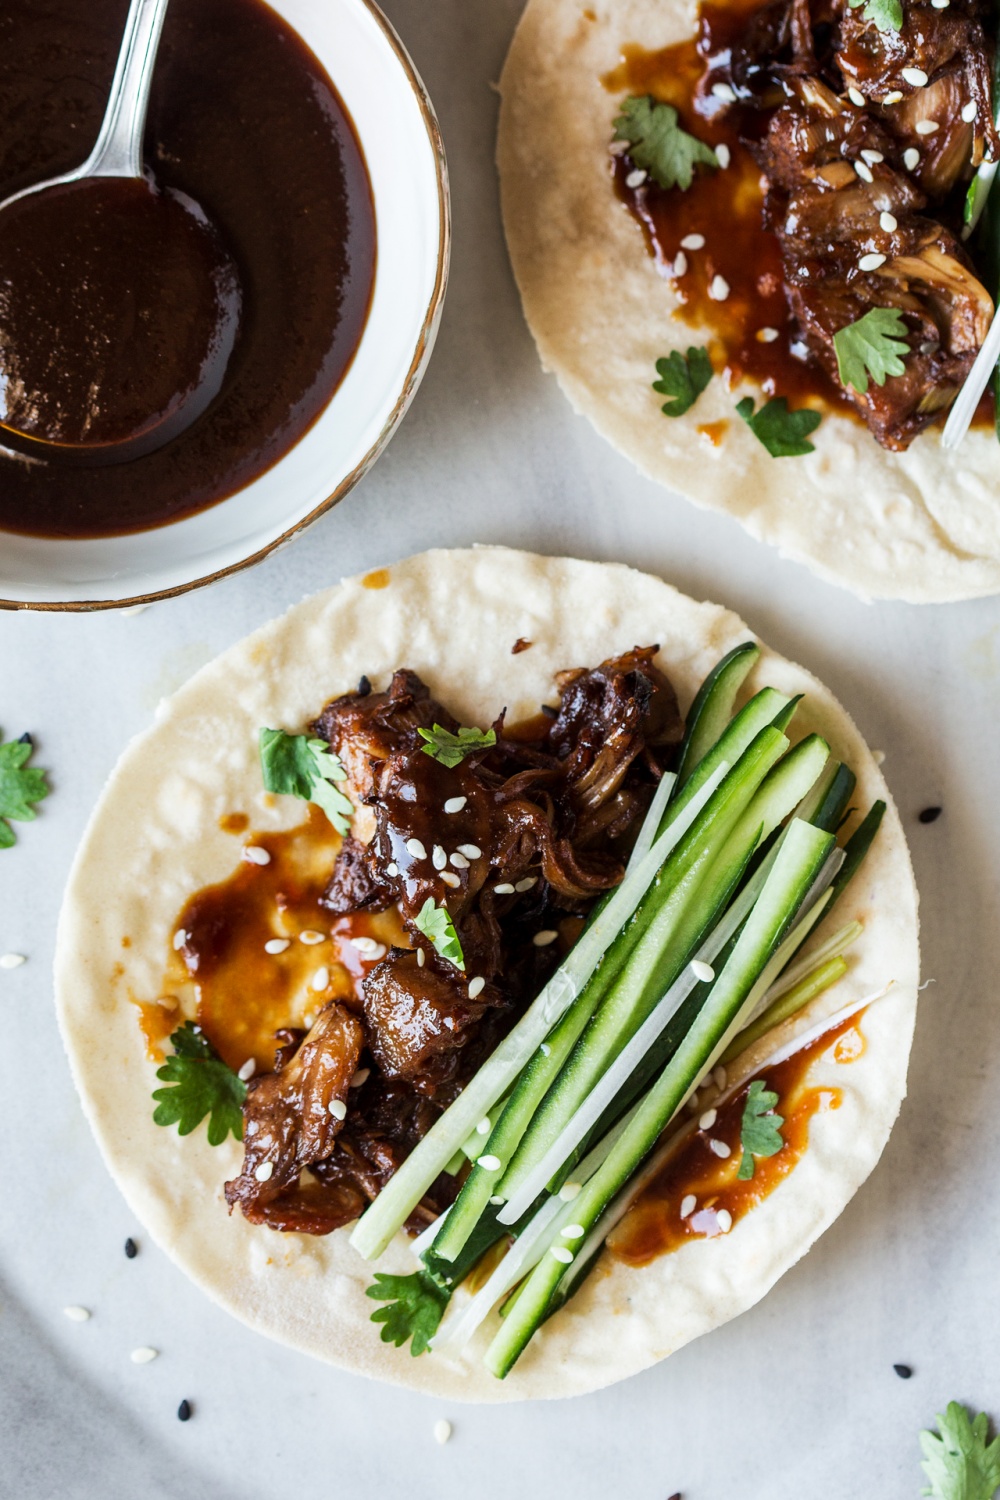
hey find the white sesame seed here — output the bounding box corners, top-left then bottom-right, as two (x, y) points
(715, 143), (731, 168)
(680, 233), (705, 250)
(477, 1154), (501, 1171)
(561, 1224), (586, 1239)
(709, 1139), (731, 1159)
(0, 950), (26, 972)
(901, 67), (928, 87)
(416, 948), (426, 968)
(444, 796), (467, 814)
(690, 959), (715, 983)
(130, 1347), (158, 1364)
(441, 871), (461, 888)
(458, 844), (482, 860)
(63, 1306), (91, 1322)
(756, 326), (780, 343)
(254, 1161), (274, 1181)
(238, 1058), (256, 1082)
(847, 86), (866, 107)
(872, 749), (886, 765)
(494, 882), (515, 894)
(264, 938), (290, 954)
(329, 1098), (347, 1120)
(699, 1108), (718, 1130)
(243, 846), (270, 866)
(310, 966), (330, 991)
(859, 252), (887, 271)
(883, 90), (904, 104)
(540, 1043), (551, 1056)
(880, 211), (898, 232)
(515, 877), (537, 892)
(673, 251), (688, 277)
(172, 929), (187, 952)
(299, 930), (325, 945)
(476, 1117), (492, 1135)
(962, 101), (978, 123)
(853, 159), (874, 183)
(680, 1194), (697, 1219)
(712, 81), (736, 103)
(433, 1420), (452, 1446)
(915, 119), (939, 135)
(609, 137), (629, 156)
(714, 1066), (727, 1090)
(303, 1013), (316, 1030)
(861, 149), (884, 164)
(468, 976), (486, 999)
(930, 0), (948, 7)
(246, 1120), (258, 1136)
(559, 1181), (581, 1201)
(551, 1246), (574, 1265)
(432, 845), (447, 870)
(625, 167), (647, 189)
(533, 930), (558, 947)
(717, 1208), (734, 1233)
(350, 936), (379, 955)
(708, 274), (730, 301)
(405, 837), (427, 860)
(350, 1068), (370, 1088)
(919, 339), (939, 355)
(490, 1195), (505, 1205)
(386, 862), (399, 877)
(450, 851), (470, 870)
(903, 146), (921, 170)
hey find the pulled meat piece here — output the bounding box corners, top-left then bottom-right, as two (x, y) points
(363, 950), (505, 1094)
(225, 1003), (362, 1229)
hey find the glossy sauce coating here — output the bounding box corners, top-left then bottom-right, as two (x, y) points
(0, 0), (375, 537)
(608, 1010), (864, 1265)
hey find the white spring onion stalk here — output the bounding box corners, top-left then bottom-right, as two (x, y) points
(624, 772), (677, 875)
(963, 161), (998, 240)
(760, 919), (863, 1006)
(941, 309), (1000, 449)
(350, 764), (729, 1260)
(410, 1207), (450, 1263)
(557, 981), (893, 1297)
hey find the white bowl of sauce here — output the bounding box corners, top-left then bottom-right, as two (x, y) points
(0, 0), (448, 609)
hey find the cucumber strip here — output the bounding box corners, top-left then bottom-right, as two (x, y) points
(483, 819), (836, 1377)
(625, 772), (677, 875)
(795, 759), (856, 833)
(826, 802), (885, 912)
(349, 766), (728, 1261)
(721, 955), (848, 1063)
(675, 643), (760, 789)
(410, 1206), (450, 1261)
(761, 918), (863, 1006)
(493, 728), (789, 1217)
(662, 687), (792, 831)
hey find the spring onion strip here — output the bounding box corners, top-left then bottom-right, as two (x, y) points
(624, 772), (677, 876)
(721, 955), (847, 1063)
(760, 919), (863, 1005)
(941, 307), (1000, 449)
(410, 1207), (451, 1263)
(964, 160), (998, 241)
(350, 764), (729, 1260)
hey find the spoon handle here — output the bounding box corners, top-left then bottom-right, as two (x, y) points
(84, 0), (172, 179)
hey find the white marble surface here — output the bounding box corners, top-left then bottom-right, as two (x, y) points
(2, 1), (999, 1495)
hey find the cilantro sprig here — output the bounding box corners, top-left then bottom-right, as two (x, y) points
(613, 96), (718, 192)
(414, 898), (465, 971)
(418, 723), (497, 769)
(259, 728), (353, 835)
(848, 0), (903, 35)
(921, 1403), (1000, 1500)
(0, 733), (49, 849)
(736, 396), (821, 457)
(366, 1270), (449, 1356)
(653, 347), (713, 418)
(834, 308), (910, 395)
(152, 1022), (247, 1146)
(736, 1079), (785, 1180)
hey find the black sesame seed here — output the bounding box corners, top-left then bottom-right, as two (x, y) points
(918, 807), (942, 825)
(177, 1399), (193, 1422)
(124, 1237), (138, 1259)
(893, 1364), (913, 1379)
(17, 732), (32, 746)
(357, 675), (372, 697)
(540, 704), (558, 719)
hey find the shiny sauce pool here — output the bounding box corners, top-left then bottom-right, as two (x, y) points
(0, 0), (376, 538)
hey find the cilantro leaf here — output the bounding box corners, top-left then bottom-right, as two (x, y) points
(417, 723), (497, 769)
(736, 396), (821, 457)
(613, 95), (718, 192)
(834, 308), (909, 395)
(653, 347), (713, 418)
(152, 1022), (247, 1146)
(737, 1078), (785, 1180)
(366, 1270), (449, 1356)
(848, 0), (903, 34)
(921, 1403), (1000, 1500)
(259, 728), (353, 834)
(0, 733), (50, 850)
(414, 897), (465, 971)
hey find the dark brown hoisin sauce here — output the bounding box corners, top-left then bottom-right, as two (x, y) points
(159, 807), (408, 1074)
(0, 0), (375, 538)
(608, 1009), (866, 1265)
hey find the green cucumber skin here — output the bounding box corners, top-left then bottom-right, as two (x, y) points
(484, 820), (835, 1379)
(663, 688), (791, 832)
(806, 762), (856, 833)
(497, 728), (789, 1205)
(676, 642), (760, 789)
(827, 801), (885, 911)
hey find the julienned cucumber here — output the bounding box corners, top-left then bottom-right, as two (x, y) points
(661, 687), (792, 833)
(675, 642), (759, 788)
(483, 819), (836, 1379)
